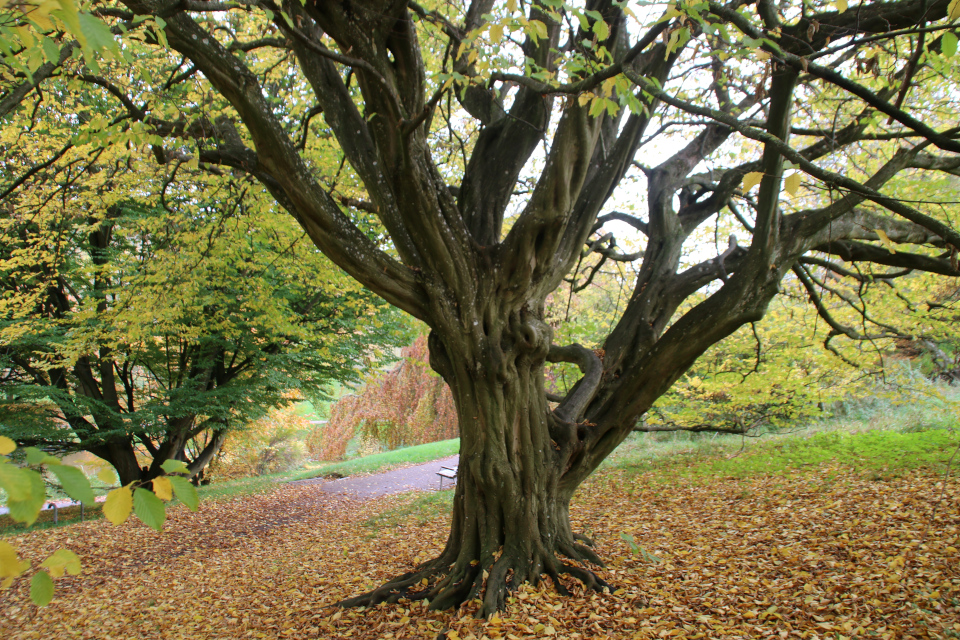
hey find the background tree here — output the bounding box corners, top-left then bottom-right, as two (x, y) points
(0, 136), (408, 485)
(3, 0), (960, 616)
(309, 334), (458, 459)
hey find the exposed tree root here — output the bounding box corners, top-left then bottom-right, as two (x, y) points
(338, 546), (610, 617)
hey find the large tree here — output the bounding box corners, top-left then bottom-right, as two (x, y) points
(3, 0), (960, 615)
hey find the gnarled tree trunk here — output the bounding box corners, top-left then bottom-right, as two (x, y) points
(345, 299), (608, 615)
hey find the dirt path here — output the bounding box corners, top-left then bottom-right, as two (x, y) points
(289, 455), (459, 499)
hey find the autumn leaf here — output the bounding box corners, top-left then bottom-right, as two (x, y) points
(103, 486), (133, 525)
(153, 476), (174, 501)
(875, 228), (897, 253)
(741, 171), (763, 191)
(784, 172), (801, 195)
(39, 549), (81, 578)
(0, 540), (30, 585)
(0, 436), (14, 455)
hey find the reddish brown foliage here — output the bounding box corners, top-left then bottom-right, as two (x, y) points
(307, 336), (458, 460)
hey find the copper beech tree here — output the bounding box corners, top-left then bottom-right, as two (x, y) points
(3, 0), (960, 615)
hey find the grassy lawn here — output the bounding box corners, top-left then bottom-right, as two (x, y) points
(290, 437), (460, 481)
(604, 391), (960, 479)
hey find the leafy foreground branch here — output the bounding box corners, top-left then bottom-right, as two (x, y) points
(0, 436), (197, 605)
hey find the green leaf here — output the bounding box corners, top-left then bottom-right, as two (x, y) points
(528, 19), (548, 42)
(48, 465), (96, 506)
(39, 549), (81, 578)
(169, 476), (199, 511)
(133, 487), (165, 531)
(41, 36), (59, 63)
(53, 0), (84, 47)
(0, 462), (33, 500)
(943, 32), (958, 58)
(593, 19), (609, 41)
(160, 459), (189, 474)
(78, 12), (118, 58)
(24, 447), (59, 466)
(620, 532), (640, 554)
(30, 570), (54, 606)
(4, 467), (46, 526)
(97, 467), (116, 484)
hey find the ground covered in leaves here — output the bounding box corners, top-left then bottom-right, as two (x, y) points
(2, 446), (959, 639)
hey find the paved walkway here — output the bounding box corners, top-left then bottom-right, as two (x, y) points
(0, 456), (460, 516)
(289, 455), (459, 499)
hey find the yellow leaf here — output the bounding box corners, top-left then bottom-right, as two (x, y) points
(488, 24), (503, 42)
(529, 19), (548, 41)
(0, 436), (15, 455)
(153, 476), (173, 501)
(103, 486), (133, 525)
(875, 228), (897, 254)
(97, 467), (116, 484)
(742, 171), (764, 191)
(15, 26), (36, 48)
(784, 172), (801, 195)
(39, 549), (81, 578)
(837, 0), (848, 12)
(0, 540), (29, 579)
(601, 76), (617, 97)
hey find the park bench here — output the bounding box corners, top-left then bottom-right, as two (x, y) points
(437, 465), (458, 490)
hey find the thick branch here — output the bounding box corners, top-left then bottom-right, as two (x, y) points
(547, 344), (603, 423)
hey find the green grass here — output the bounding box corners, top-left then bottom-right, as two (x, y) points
(607, 392), (959, 481)
(689, 428), (958, 479)
(0, 503), (106, 534)
(363, 489), (454, 535)
(292, 438), (460, 481)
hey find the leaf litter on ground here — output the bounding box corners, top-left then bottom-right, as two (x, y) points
(1, 441), (958, 640)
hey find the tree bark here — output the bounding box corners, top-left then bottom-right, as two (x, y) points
(343, 304), (607, 616)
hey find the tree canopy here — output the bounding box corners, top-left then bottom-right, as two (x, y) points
(2, 0), (959, 616)
(0, 77), (409, 484)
